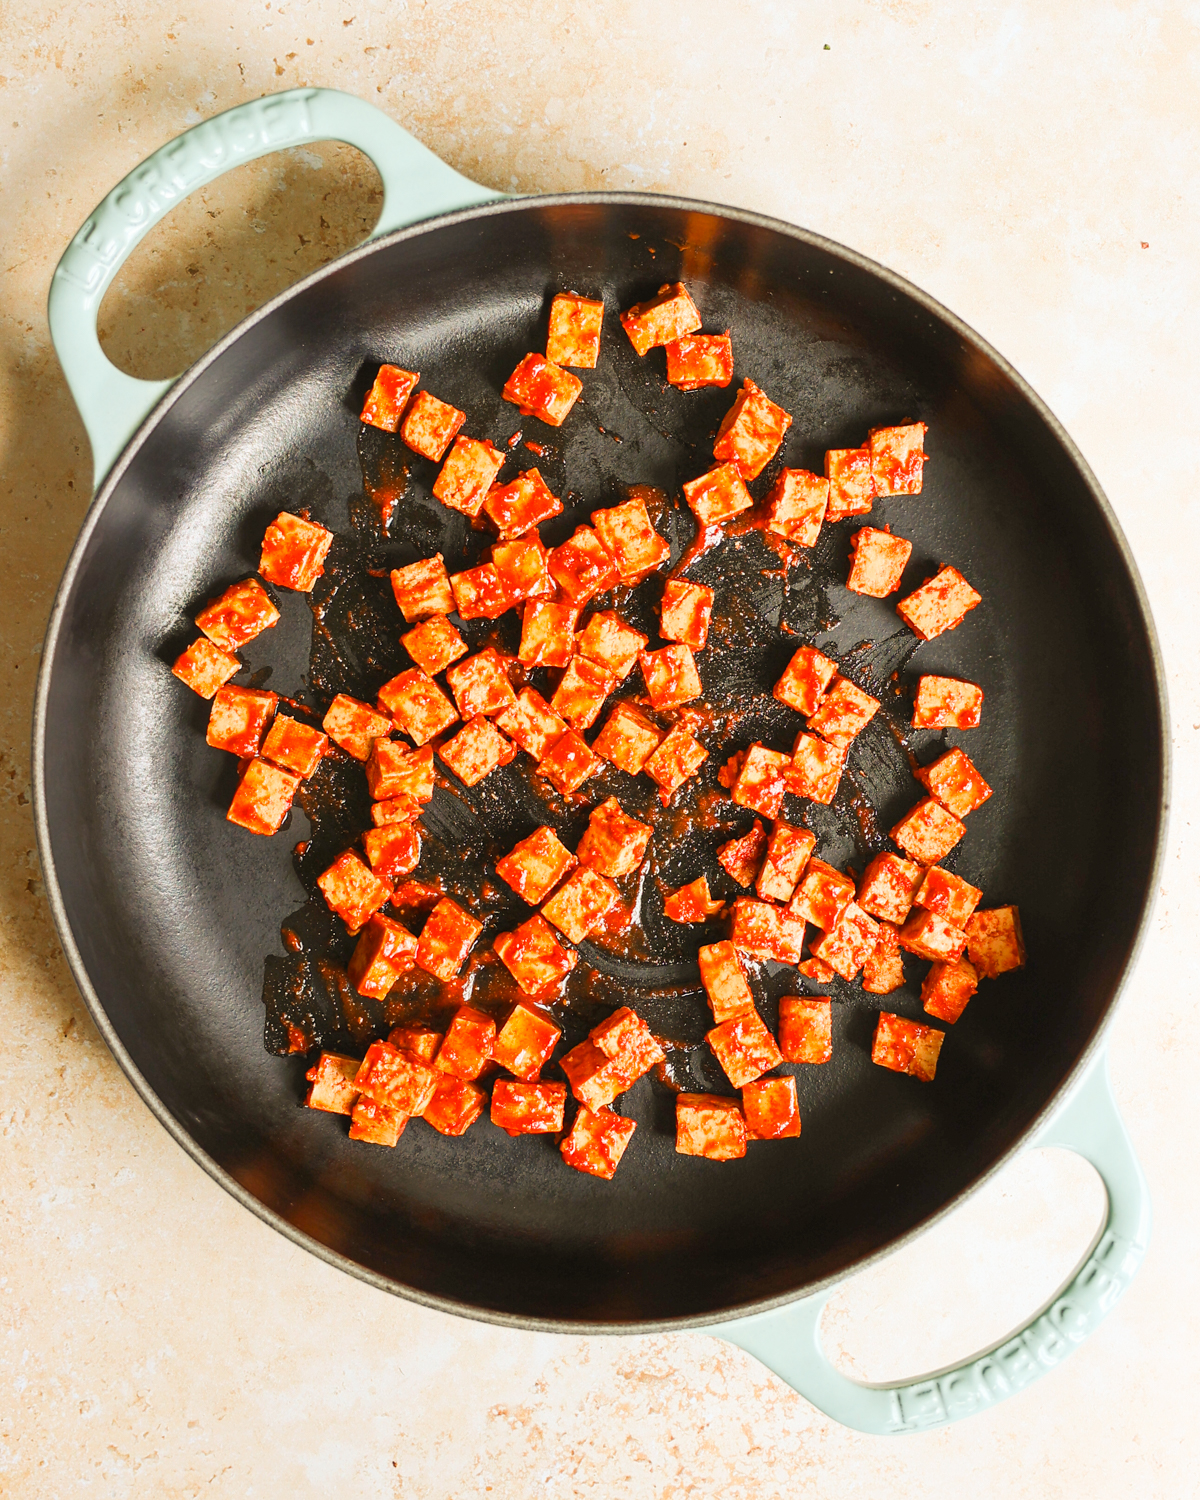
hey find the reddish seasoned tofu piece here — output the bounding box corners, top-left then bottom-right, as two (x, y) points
(897, 566), (982, 641)
(789, 858), (856, 931)
(483, 467), (563, 538)
(438, 716), (514, 786)
(391, 555), (454, 622)
(764, 469), (829, 547)
(682, 462), (753, 526)
(548, 527), (619, 605)
(558, 1045), (637, 1112)
(493, 1002), (562, 1082)
(371, 795), (423, 825)
(899, 908), (969, 963)
(640, 643), (702, 710)
(378, 669), (458, 746)
(593, 700), (663, 774)
(779, 997), (832, 1064)
(389, 1024), (443, 1062)
(857, 852), (923, 924)
(552, 655), (617, 730)
(620, 282), (702, 355)
(716, 822), (767, 889)
(915, 865), (982, 928)
(659, 579), (714, 650)
(227, 757), (301, 835)
(318, 850), (392, 934)
(354, 1039), (438, 1115)
(518, 598), (579, 668)
(347, 913), (419, 998)
(891, 797), (966, 864)
(259, 511), (333, 593)
(575, 612), (647, 681)
(825, 446), (875, 521)
(402, 615), (468, 678)
(446, 648), (518, 720)
(494, 914), (578, 997)
(917, 747), (993, 818)
(643, 723), (707, 800)
(364, 739), (421, 800)
(349, 1096), (406, 1147)
(774, 645), (838, 716)
(870, 422), (927, 496)
(305, 1051), (361, 1114)
(811, 902), (881, 981)
(503, 353), (582, 427)
(729, 898), (807, 965)
(675, 1093), (746, 1160)
(496, 825), (576, 905)
(862, 920), (906, 995)
(966, 906), (1026, 978)
(872, 1013), (944, 1082)
(449, 563), (512, 621)
(416, 897), (483, 981)
(560, 1106), (637, 1179)
(362, 822), (421, 885)
(495, 688), (568, 761)
(923, 956), (979, 1024)
(713, 378), (792, 481)
(321, 694), (394, 761)
(261, 715), (327, 778)
(540, 866), (620, 944)
(195, 577), (280, 652)
(732, 744), (791, 819)
(360, 364), (419, 431)
(698, 940), (756, 1023)
(547, 292), (604, 369)
(846, 526), (912, 598)
(491, 1079), (567, 1135)
(432, 435), (505, 518)
(590, 1007), (664, 1073)
(806, 677), (880, 746)
(492, 533), (554, 602)
(538, 728), (600, 794)
(743, 1075), (802, 1140)
(207, 685), (278, 757)
(577, 797), (652, 878)
(788, 731), (846, 804)
(756, 822), (816, 903)
(707, 1009), (783, 1088)
(590, 497), (670, 584)
(434, 1005), (496, 1081)
(913, 674), (983, 730)
(401, 389), (466, 461)
(798, 957), (836, 983)
(664, 875), (724, 924)
(665, 331), (734, 390)
(171, 637), (241, 699)
(422, 1076), (487, 1136)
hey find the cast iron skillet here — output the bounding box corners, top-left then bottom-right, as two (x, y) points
(34, 90), (1166, 1433)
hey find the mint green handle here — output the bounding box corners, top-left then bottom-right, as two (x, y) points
(48, 87), (502, 491)
(719, 1052), (1149, 1432)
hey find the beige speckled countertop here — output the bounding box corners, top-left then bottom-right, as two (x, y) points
(3, 3), (1198, 1495)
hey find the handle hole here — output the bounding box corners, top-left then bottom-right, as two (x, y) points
(96, 142), (382, 382)
(820, 1147), (1106, 1384)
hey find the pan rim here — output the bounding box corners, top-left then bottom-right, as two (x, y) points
(31, 189), (1171, 1336)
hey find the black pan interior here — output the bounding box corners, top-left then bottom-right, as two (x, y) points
(38, 197), (1164, 1327)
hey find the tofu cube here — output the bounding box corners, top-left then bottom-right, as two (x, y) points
(261, 714), (328, 778)
(540, 866), (620, 944)
(548, 526), (620, 605)
(620, 282), (702, 355)
(518, 598), (580, 668)
(764, 469), (829, 547)
(857, 852), (923, 924)
(171, 637), (241, 699)
(538, 728), (600, 794)
(435, 1004), (497, 1081)
(502, 353), (583, 427)
(259, 511), (334, 593)
(360, 364), (419, 431)
(890, 797), (966, 864)
(590, 1006), (664, 1070)
(318, 850), (393, 934)
(388, 1025), (444, 1063)
(558, 1043), (632, 1112)
(862, 921), (906, 995)
(400, 389), (466, 461)
(347, 912), (419, 997)
(965, 906), (1026, 978)
(707, 1010), (783, 1088)
(416, 898), (483, 981)
(756, 822), (816, 903)
(682, 462), (754, 525)
(227, 756), (301, 835)
(824, 446), (875, 521)
(402, 615), (468, 677)
(640, 643), (702, 709)
(717, 821), (768, 888)
(846, 526), (913, 598)
(698, 940), (756, 1023)
(304, 1051), (361, 1114)
(789, 858), (856, 931)
(321, 694), (394, 761)
(490, 1079), (567, 1135)
(207, 685), (278, 757)
(445, 648), (518, 720)
(732, 744), (791, 818)
(496, 825), (577, 905)
(575, 612), (648, 681)
(871, 1013), (945, 1082)
(869, 422), (927, 496)
(913, 674), (984, 730)
(491, 534), (554, 602)
(362, 822), (421, 885)
(354, 1039), (438, 1115)
(643, 723), (707, 799)
(391, 555), (454, 622)
(664, 875), (724, 924)
(729, 897), (807, 965)
(551, 655), (617, 730)
(195, 577), (280, 651)
(922, 956), (979, 1024)
(916, 747), (993, 818)
(560, 1106), (637, 1179)
(422, 1076), (487, 1137)
(712, 378), (792, 480)
(432, 435), (505, 517)
(449, 562), (513, 621)
(915, 865), (982, 928)
(348, 1096), (406, 1147)
(495, 688), (568, 761)
(590, 497), (670, 584)
(593, 700), (664, 774)
(806, 677), (880, 746)
(483, 467), (563, 538)
(778, 996), (832, 1064)
(547, 291), (604, 368)
(378, 669), (459, 746)
(773, 646), (838, 716)
(899, 908), (969, 963)
(576, 796), (652, 878)
(743, 1075), (802, 1139)
(665, 331), (734, 389)
(788, 731), (846, 804)
(811, 902), (881, 981)
(492, 1001), (562, 1082)
(438, 716), (514, 787)
(659, 579), (714, 650)
(675, 1093), (747, 1161)
(493, 914), (578, 997)
(798, 957), (836, 984)
(896, 566), (982, 641)
(364, 739), (422, 800)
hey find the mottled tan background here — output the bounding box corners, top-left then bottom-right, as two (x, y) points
(2, 1), (1198, 1495)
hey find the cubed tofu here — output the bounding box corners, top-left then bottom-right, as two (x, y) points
(207, 685), (278, 757)
(492, 1002), (562, 1082)
(590, 1007), (664, 1075)
(432, 435), (506, 518)
(354, 1039), (438, 1115)
(261, 714), (327, 778)
(643, 723), (707, 799)
(774, 646), (838, 716)
(560, 1106), (637, 1179)
(227, 756), (301, 835)
(916, 747), (993, 818)
(362, 822), (421, 885)
(806, 677), (880, 746)
(915, 865), (982, 928)
(682, 462), (754, 525)
(664, 875), (724, 924)
(446, 648), (518, 720)
(422, 1076), (487, 1137)
(665, 331), (734, 390)
(548, 526), (620, 605)
(871, 1012), (944, 1082)
(494, 914), (578, 997)
(778, 996), (832, 1064)
(862, 920), (906, 995)
(743, 1075), (802, 1140)
(391, 555), (454, 622)
(304, 1051), (361, 1114)
(965, 906), (1026, 978)
(899, 907), (969, 963)
(857, 852), (923, 924)
(590, 496), (671, 584)
(495, 688), (568, 761)
(712, 378), (792, 481)
(640, 643), (702, 710)
(576, 796), (652, 878)
(538, 728), (600, 794)
(365, 739), (425, 800)
(575, 612), (648, 681)
(435, 1004), (497, 1081)
(416, 898), (483, 981)
(659, 579), (714, 650)
(389, 1025), (444, 1063)
(798, 957), (836, 984)
(518, 598), (579, 668)
(371, 793), (423, 826)
(732, 744), (791, 819)
(551, 655), (617, 730)
(890, 797), (966, 864)
(540, 866), (620, 944)
(547, 291), (604, 368)
(171, 636), (241, 698)
(378, 669), (459, 746)
(348, 1096), (406, 1147)
(195, 577), (280, 652)
(449, 562), (512, 621)
(483, 467), (563, 538)
(400, 389), (466, 461)
(825, 446), (875, 521)
(756, 822), (816, 903)
(922, 956), (979, 1024)
(788, 731), (846, 804)
(764, 469), (829, 547)
(869, 422), (927, 496)
(503, 353), (583, 427)
(675, 1093), (746, 1161)
(698, 940), (756, 1023)
(347, 912), (419, 997)
(438, 716), (514, 787)
(318, 850), (393, 934)
(259, 511), (334, 593)
(620, 282), (702, 355)
(846, 526), (913, 599)
(729, 897), (807, 965)
(496, 825), (577, 905)
(321, 694), (394, 761)
(789, 858), (856, 931)
(491, 534), (554, 602)
(558, 1044), (637, 1112)
(811, 902), (881, 981)
(592, 700), (664, 774)
(707, 1009), (783, 1088)
(717, 821), (768, 888)
(402, 615), (468, 677)
(360, 364), (419, 431)
(896, 566), (982, 641)
(490, 1079), (567, 1135)
(913, 674), (984, 730)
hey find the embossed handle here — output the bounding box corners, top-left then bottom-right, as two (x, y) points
(48, 87), (501, 491)
(717, 1051), (1149, 1433)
